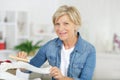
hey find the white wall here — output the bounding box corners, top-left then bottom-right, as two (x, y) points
(111, 0), (120, 34)
(0, 0), (58, 27)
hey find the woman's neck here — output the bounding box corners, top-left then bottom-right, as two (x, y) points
(63, 36), (78, 49)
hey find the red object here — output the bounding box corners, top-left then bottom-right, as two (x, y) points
(4, 60), (11, 63)
(0, 60), (12, 65)
(0, 42), (5, 50)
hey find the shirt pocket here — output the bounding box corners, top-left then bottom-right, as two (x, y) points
(48, 56), (56, 66)
(72, 63), (83, 76)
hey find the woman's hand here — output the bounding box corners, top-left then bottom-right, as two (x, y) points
(50, 67), (64, 80)
(16, 51), (28, 60)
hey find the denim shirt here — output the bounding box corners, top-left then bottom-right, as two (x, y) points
(29, 33), (96, 80)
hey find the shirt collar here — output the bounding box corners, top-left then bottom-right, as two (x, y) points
(55, 32), (84, 53)
(74, 32), (84, 53)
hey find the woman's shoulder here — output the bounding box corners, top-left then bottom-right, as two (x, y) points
(83, 39), (96, 53)
(78, 37), (96, 53)
(45, 37), (59, 44)
(82, 39), (95, 48)
(42, 37), (61, 47)
(77, 32), (95, 50)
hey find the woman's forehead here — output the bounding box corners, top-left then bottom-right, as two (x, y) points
(55, 14), (72, 22)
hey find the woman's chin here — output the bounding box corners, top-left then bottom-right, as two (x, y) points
(59, 37), (67, 41)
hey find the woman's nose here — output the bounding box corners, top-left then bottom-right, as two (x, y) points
(59, 25), (64, 31)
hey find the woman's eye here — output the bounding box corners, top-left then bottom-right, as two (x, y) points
(64, 23), (69, 25)
(55, 23), (60, 26)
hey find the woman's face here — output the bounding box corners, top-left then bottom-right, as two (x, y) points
(54, 14), (77, 41)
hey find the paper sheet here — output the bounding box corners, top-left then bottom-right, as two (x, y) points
(0, 61), (51, 80)
(0, 61), (51, 74)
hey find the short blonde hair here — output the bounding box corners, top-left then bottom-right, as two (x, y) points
(52, 5), (81, 27)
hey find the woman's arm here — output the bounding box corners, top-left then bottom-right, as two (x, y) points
(29, 45), (47, 67)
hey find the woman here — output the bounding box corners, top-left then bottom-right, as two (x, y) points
(17, 5), (96, 80)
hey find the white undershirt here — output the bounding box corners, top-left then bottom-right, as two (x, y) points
(60, 44), (75, 76)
